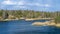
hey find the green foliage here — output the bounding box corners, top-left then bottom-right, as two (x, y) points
(0, 11), (2, 16)
(0, 10), (60, 19)
(0, 10), (3, 16)
(55, 16), (60, 23)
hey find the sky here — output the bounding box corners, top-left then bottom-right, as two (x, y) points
(0, 0), (60, 11)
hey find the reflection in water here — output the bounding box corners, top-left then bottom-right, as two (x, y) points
(0, 20), (59, 34)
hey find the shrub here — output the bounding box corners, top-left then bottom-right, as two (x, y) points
(55, 16), (60, 24)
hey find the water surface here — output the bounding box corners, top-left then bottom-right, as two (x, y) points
(0, 20), (60, 34)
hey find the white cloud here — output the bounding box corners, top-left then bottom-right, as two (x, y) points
(25, 3), (40, 6)
(1, 0), (17, 5)
(1, 0), (27, 5)
(45, 4), (50, 7)
(13, 5), (27, 9)
(17, 1), (26, 5)
(35, 3), (50, 7)
(27, 3), (51, 7)
(1, 0), (51, 8)
(14, 6), (27, 8)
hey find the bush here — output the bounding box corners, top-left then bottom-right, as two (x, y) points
(55, 16), (60, 24)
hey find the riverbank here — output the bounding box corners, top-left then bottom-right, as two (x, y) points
(0, 18), (60, 27)
(0, 18), (53, 21)
(0, 19), (19, 21)
(32, 21), (55, 26)
(25, 18), (53, 21)
(32, 21), (60, 27)
(55, 23), (60, 27)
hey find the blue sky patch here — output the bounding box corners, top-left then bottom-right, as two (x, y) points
(0, 0), (60, 11)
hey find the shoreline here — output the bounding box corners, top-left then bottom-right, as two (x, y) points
(0, 19), (60, 27)
(32, 21), (60, 27)
(25, 18), (53, 21)
(0, 19), (19, 21)
(55, 24), (60, 27)
(0, 18), (53, 21)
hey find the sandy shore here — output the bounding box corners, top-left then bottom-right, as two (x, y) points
(25, 19), (36, 21)
(0, 19), (19, 21)
(25, 18), (53, 21)
(32, 21), (60, 27)
(55, 24), (60, 27)
(32, 21), (55, 26)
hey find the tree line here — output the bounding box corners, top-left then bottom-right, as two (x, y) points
(0, 10), (60, 23)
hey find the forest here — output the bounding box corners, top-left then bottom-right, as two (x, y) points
(0, 10), (60, 23)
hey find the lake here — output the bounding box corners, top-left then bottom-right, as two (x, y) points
(0, 20), (60, 34)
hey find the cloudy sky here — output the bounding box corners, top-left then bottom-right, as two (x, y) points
(0, 0), (60, 11)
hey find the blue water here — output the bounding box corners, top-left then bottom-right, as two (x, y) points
(0, 20), (60, 34)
